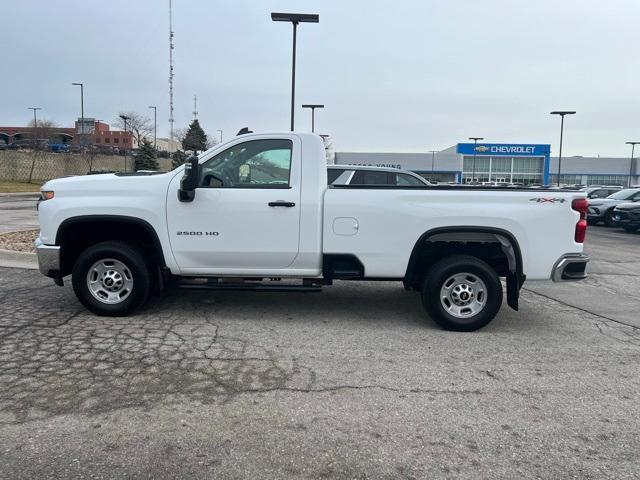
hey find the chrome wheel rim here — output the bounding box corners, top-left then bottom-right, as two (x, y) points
(86, 258), (134, 304)
(440, 273), (487, 318)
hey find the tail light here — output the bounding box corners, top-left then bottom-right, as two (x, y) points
(572, 198), (588, 243)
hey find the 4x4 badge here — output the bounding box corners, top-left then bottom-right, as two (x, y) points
(529, 198), (566, 203)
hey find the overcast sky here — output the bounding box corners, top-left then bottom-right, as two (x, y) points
(2, 0), (639, 156)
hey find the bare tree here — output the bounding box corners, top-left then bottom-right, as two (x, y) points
(27, 118), (59, 143)
(113, 112), (152, 147)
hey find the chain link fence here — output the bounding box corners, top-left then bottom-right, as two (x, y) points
(0, 150), (173, 183)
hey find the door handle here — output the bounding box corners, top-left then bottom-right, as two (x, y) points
(268, 201), (296, 207)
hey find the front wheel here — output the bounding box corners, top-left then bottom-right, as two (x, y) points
(72, 241), (153, 316)
(421, 255), (503, 332)
(604, 210), (616, 227)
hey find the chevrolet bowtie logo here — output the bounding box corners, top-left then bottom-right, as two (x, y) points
(474, 146), (489, 152)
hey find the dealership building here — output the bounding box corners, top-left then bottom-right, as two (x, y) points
(335, 142), (638, 186)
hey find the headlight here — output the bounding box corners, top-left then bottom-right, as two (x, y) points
(40, 190), (55, 201)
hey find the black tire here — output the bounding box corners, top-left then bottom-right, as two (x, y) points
(72, 241), (153, 316)
(421, 255), (503, 332)
(604, 210), (616, 227)
(623, 226), (639, 233)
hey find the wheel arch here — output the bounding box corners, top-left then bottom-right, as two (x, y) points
(404, 226), (525, 310)
(56, 215), (167, 276)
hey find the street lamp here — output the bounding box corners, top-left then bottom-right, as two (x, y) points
(428, 150), (438, 180)
(217, 129), (223, 143)
(626, 141), (640, 188)
(148, 106), (157, 150)
(301, 104), (324, 132)
(28, 107), (41, 148)
(271, 12), (319, 131)
(468, 137), (484, 184)
(550, 110), (576, 186)
(71, 83), (84, 145)
(119, 114), (129, 172)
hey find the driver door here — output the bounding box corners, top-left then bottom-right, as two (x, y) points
(166, 136), (301, 273)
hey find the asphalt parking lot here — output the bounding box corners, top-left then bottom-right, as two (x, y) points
(1, 226), (639, 479)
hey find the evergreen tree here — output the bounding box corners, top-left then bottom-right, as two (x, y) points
(134, 139), (160, 171)
(171, 149), (187, 169)
(182, 119), (208, 152)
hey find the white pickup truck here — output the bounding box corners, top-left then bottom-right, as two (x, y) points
(35, 132), (589, 331)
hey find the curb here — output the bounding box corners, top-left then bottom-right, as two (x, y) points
(0, 248), (38, 270)
(0, 192), (40, 197)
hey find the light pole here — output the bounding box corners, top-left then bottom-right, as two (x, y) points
(217, 129), (223, 143)
(71, 83), (84, 146)
(302, 104), (324, 132)
(148, 106), (157, 150)
(28, 107), (41, 148)
(120, 114), (129, 172)
(469, 137), (484, 184)
(550, 110), (576, 186)
(626, 141), (640, 188)
(428, 150), (438, 181)
(271, 12), (319, 131)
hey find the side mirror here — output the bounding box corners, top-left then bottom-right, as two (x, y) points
(178, 154), (199, 202)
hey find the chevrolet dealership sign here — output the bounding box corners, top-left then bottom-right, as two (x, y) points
(457, 143), (550, 157)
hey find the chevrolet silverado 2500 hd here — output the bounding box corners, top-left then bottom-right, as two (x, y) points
(35, 133), (589, 331)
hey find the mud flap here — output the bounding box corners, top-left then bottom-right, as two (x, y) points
(506, 272), (519, 311)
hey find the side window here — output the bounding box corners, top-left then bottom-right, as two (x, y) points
(327, 168), (346, 184)
(396, 173), (424, 186)
(200, 139), (292, 188)
(351, 170), (393, 185)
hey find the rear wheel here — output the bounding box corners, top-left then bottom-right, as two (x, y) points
(72, 241), (153, 316)
(604, 210), (616, 227)
(421, 255), (503, 332)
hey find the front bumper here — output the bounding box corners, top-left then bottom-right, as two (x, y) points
(552, 254), (589, 281)
(611, 210), (640, 227)
(34, 236), (61, 279)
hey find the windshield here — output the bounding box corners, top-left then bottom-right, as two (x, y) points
(607, 189), (640, 200)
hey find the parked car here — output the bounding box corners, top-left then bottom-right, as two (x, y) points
(327, 165), (429, 186)
(611, 203), (640, 232)
(587, 188), (640, 226)
(49, 143), (70, 153)
(580, 185), (622, 200)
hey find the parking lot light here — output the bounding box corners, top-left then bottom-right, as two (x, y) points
(550, 111), (576, 187)
(120, 114), (129, 172)
(28, 107), (42, 149)
(71, 83), (85, 145)
(271, 12), (319, 132)
(302, 104), (324, 132)
(468, 137), (484, 183)
(626, 142), (640, 188)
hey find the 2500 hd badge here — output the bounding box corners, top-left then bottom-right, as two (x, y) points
(176, 231), (219, 236)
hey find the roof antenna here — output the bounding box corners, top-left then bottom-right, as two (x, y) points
(237, 127), (253, 135)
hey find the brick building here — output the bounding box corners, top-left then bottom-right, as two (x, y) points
(0, 118), (132, 149)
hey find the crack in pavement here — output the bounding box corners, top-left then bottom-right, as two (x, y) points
(522, 288), (640, 331)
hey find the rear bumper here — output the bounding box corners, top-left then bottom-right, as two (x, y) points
(34, 236), (61, 279)
(552, 254), (589, 281)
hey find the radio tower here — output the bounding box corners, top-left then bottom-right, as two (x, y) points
(193, 94), (198, 119)
(168, 0), (175, 140)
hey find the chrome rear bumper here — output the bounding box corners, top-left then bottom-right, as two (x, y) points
(552, 254), (589, 282)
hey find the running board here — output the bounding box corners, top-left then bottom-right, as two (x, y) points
(178, 278), (322, 293)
